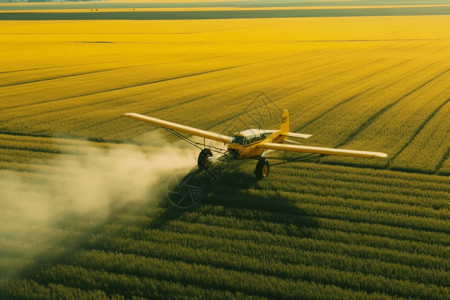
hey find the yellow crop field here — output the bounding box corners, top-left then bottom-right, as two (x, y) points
(1, 16), (449, 172)
(0, 7), (449, 299)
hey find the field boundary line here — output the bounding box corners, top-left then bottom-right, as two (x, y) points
(3, 7), (450, 20)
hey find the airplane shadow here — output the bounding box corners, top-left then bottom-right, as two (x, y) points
(149, 160), (319, 235)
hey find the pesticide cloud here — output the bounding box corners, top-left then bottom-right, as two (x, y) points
(0, 143), (197, 278)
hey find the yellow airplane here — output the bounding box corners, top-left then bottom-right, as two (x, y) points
(125, 109), (387, 180)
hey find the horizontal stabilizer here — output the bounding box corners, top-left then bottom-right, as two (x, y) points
(284, 139), (302, 145)
(286, 132), (312, 139)
(263, 130), (311, 139)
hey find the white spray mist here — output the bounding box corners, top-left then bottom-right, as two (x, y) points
(0, 142), (197, 278)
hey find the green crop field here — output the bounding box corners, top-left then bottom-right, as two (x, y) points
(0, 1), (449, 299)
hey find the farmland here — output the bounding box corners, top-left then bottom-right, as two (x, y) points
(0, 2), (449, 299)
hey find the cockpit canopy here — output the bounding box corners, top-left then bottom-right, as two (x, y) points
(230, 130), (272, 146)
(230, 135), (245, 145)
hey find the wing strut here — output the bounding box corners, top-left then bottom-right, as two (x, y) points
(162, 127), (228, 155)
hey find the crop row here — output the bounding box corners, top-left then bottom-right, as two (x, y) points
(85, 235), (448, 296)
(111, 197), (449, 247)
(108, 199), (449, 256)
(276, 162), (450, 193)
(38, 261), (388, 299)
(163, 219), (447, 258)
(176, 207), (450, 246)
(88, 227), (448, 280)
(98, 220), (448, 270)
(0, 278), (243, 300)
(205, 189), (449, 234)
(261, 175), (449, 212)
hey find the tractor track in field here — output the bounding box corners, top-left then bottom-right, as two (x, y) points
(277, 56), (389, 105)
(0, 65), (246, 121)
(203, 57), (392, 134)
(387, 97), (450, 169)
(1, 50), (375, 131)
(0, 49), (366, 114)
(297, 59), (429, 131)
(435, 148), (450, 175)
(282, 56), (389, 96)
(0, 64), (155, 88)
(1, 97), (130, 126)
(0, 55), (237, 89)
(336, 68), (450, 149)
(142, 92), (222, 116)
(0, 58), (137, 75)
(255, 56), (390, 112)
(0, 142), (66, 155)
(73, 52), (373, 137)
(75, 92), (224, 134)
(287, 57), (414, 127)
(0, 130), (126, 146)
(0, 65), (65, 75)
(0, 66), (128, 88)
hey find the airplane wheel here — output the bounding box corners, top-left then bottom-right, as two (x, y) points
(255, 159), (270, 180)
(198, 148), (213, 170)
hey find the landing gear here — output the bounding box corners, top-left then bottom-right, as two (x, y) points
(198, 148), (213, 170)
(255, 158), (270, 180)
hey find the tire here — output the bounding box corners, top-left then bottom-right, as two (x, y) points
(255, 159), (270, 180)
(198, 148), (213, 170)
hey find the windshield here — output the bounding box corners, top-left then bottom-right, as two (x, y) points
(231, 136), (244, 145)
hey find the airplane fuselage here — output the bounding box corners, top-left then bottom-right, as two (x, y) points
(126, 108), (387, 187)
(228, 129), (286, 159)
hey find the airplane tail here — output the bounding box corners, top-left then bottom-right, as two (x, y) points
(280, 109), (289, 135)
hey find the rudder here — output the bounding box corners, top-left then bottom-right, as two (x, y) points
(280, 109), (289, 135)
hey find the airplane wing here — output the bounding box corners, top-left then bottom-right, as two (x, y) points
(256, 142), (387, 158)
(125, 113), (231, 144)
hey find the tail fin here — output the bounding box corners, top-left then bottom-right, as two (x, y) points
(280, 109), (289, 135)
